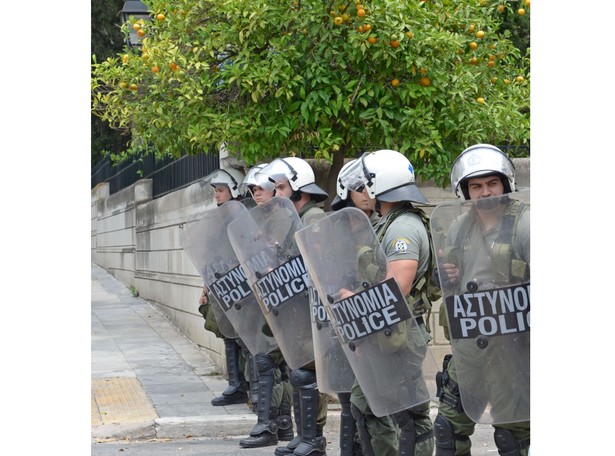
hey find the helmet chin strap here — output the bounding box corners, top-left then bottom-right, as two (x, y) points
(375, 200), (382, 217)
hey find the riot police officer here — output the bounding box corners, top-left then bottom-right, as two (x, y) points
(197, 167), (251, 407)
(236, 163), (295, 449)
(336, 150), (435, 456)
(255, 157), (332, 456)
(432, 144), (530, 456)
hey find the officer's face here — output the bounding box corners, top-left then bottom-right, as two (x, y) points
(251, 185), (275, 205)
(273, 180), (293, 199)
(467, 176), (505, 200)
(214, 185), (233, 206)
(349, 185), (375, 213)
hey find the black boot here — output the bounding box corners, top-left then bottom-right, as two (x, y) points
(246, 352), (259, 412)
(274, 386), (302, 456)
(239, 354), (279, 448)
(292, 369), (327, 456)
(212, 339), (248, 406)
(338, 392), (362, 456)
(277, 400), (294, 441)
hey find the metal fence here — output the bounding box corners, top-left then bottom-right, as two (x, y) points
(91, 151), (220, 198)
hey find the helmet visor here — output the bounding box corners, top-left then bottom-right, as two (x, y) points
(254, 159), (297, 192)
(338, 153), (376, 198)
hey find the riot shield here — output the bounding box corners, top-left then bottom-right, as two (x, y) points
(430, 189), (530, 424)
(309, 281), (356, 394)
(227, 196), (314, 370)
(181, 201), (278, 355)
(295, 207), (438, 417)
(302, 211), (355, 394)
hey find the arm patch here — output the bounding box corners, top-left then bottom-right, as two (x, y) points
(392, 237), (411, 254)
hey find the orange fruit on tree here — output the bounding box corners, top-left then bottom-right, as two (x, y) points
(405, 31), (414, 39)
(342, 14), (351, 22)
(496, 4), (505, 13)
(516, 76), (525, 82)
(358, 25), (364, 32)
(156, 13), (165, 21)
(419, 77), (431, 87)
(129, 83), (138, 91)
(119, 81), (128, 89)
(364, 24), (372, 31)
(518, 8), (525, 15)
(137, 29), (145, 37)
(469, 42), (478, 50)
(334, 16), (343, 25)
(487, 60), (495, 68)
(490, 77), (498, 84)
(525, 0), (530, 6)
(169, 62), (179, 71)
(132, 23), (141, 31)
(391, 78), (400, 88)
(476, 97), (485, 104)
(357, 8), (366, 17)
(504, 78), (510, 84)
(390, 40), (400, 48)
(476, 30), (485, 39)
(468, 24), (475, 33)
(152, 65), (159, 73)
(470, 57), (478, 65)
(367, 36), (377, 44)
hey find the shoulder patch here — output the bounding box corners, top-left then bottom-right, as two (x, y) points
(392, 237), (411, 254)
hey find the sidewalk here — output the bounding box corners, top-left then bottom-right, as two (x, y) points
(91, 262), (264, 441)
(91, 263), (455, 443)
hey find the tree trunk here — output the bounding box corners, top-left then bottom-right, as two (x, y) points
(323, 147), (347, 212)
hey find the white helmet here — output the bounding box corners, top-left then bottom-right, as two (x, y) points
(450, 144), (516, 200)
(255, 157), (328, 202)
(206, 167), (244, 199)
(331, 159), (357, 210)
(338, 150), (428, 204)
(238, 163), (269, 196)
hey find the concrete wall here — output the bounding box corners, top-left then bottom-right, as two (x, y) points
(91, 159), (530, 371)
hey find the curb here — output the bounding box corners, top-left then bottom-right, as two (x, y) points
(93, 411), (342, 442)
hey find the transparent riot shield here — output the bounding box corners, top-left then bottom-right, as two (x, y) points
(430, 189), (530, 424)
(295, 207), (438, 417)
(227, 196), (315, 370)
(181, 201), (278, 355)
(302, 212), (356, 394)
(309, 282), (356, 394)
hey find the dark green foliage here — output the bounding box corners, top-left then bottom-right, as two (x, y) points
(91, 0), (130, 166)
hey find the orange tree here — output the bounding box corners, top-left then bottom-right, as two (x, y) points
(92, 0), (530, 192)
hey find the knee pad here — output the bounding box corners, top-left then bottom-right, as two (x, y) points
(255, 353), (277, 374)
(494, 428), (525, 456)
(434, 415), (457, 453)
(290, 368), (317, 389)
